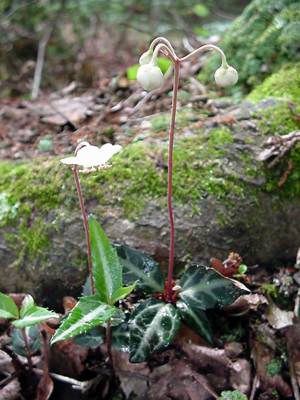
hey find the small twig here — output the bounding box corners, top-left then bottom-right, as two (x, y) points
(72, 167), (95, 294)
(31, 25), (53, 99)
(33, 368), (101, 392)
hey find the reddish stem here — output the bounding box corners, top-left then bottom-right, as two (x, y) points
(165, 59), (181, 301)
(72, 167), (95, 294)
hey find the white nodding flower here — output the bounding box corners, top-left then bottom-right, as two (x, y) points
(137, 63), (164, 91)
(61, 141), (122, 173)
(214, 64), (238, 87)
(139, 49), (153, 65)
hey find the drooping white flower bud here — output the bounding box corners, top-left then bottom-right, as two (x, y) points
(137, 63), (164, 91)
(139, 49), (153, 65)
(214, 65), (238, 87)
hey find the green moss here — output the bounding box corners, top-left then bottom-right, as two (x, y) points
(255, 102), (300, 136)
(266, 358), (282, 377)
(248, 63), (300, 105)
(200, 0), (300, 91)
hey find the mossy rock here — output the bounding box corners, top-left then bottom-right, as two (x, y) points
(199, 0), (300, 92)
(1, 95), (300, 303)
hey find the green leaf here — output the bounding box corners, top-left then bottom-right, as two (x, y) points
(126, 64), (139, 80)
(156, 57), (171, 74)
(20, 295), (35, 318)
(112, 321), (130, 352)
(115, 244), (163, 293)
(129, 299), (181, 363)
(111, 284), (136, 304)
(176, 300), (213, 344)
(51, 295), (116, 345)
(0, 292), (19, 320)
(179, 264), (249, 311)
(73, 327), (104, 348)
(11, 326), (41, 357)
(89, 216), (122, 304)
(193, 4), (209, 17)
(13, 306), (59, 328)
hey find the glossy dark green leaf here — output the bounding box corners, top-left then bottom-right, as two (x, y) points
(0, 292), (19, 320)
(115, 244), (163, 293)
(74, 327), (104, 348)
(176, 300), (213, 344)
(89, 216), (122, 304)
(179, 264), (249, 311)
(112, 321), (130, 352)
(129, 299), (181, 363)
(51, 295), (116, 345)
(11, 326), (41, 357)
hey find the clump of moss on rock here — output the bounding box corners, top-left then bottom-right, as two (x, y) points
(199, 0), (300, 92)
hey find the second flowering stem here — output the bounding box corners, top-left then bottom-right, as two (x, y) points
(72, 167), (95, 294)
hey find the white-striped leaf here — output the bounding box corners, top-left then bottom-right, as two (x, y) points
(13, 306), (59, 328)
(89, 216), (122, 304)
(179, 264), (249, 312)
(129, 299), (181, 363)
(0, 292), (19, 320)
(176, 300), (213, 344)
(115, 245), (163, 293)
(51, 295), (116, 345)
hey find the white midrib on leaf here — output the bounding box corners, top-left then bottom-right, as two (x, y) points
(53, 304), (111, 343)
(124, 260), (162, 292)
(133, 304), (172, 359)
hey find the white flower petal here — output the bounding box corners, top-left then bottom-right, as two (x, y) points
(60, 142), (122, 170)
(61, 156), (78, 165)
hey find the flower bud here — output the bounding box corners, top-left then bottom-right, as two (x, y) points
(137, 63), (164, 91)
(139, 50), (153, 65)
(214, 65), (238, 87)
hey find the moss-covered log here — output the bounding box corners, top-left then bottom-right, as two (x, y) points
(1, 89), (300, 304)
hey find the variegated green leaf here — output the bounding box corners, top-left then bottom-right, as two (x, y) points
(111, 284), (136, 304)
(115, 245), (163, 293)
(112, 321), (130, 352)
(51, 295), (116, 345)
(11, 326), (41, 357)
(0, 292), (19, 320)
(13, 306), (59, 328)
(129, 299), (181, 363)
(89, 216), (122, 304)
(179, 264), (249, 311)
(176, 300), (213, 344)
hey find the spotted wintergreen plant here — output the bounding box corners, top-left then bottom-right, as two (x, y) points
(51, 216), (135, 346)
(122, 256), (249, 362)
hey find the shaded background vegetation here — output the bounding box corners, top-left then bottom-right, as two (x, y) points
(1, 0), (249, 96)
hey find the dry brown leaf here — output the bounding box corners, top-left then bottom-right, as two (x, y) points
(35, 373), (54, 400)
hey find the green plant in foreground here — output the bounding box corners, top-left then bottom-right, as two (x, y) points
(0, 292), (58, 368)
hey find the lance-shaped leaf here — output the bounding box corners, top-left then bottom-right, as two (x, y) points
(179, 264), (249, 312)
(13, 306), (59, 328)
(51, 295), (116, 345)
(115, 244), (163, 293)
(129, 299), (181, 363)
(0, 292), (19, 320)
(176, 300), (213, 344)
(89, 216), (122, 304)
(111, 284), (136, 304)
